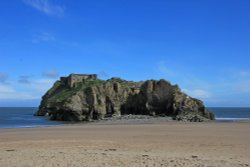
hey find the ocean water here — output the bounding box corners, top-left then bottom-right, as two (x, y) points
(0, 107), (250, 129)
(208, 107), (250, 121)
(0, 107), (63, 129)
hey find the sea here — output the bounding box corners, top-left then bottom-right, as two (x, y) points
(0, 107), (250, 129)
(0, 107), (63, 129)
(208, 107), (250, 122)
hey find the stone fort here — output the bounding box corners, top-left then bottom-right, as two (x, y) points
(60, 74), (97, 88)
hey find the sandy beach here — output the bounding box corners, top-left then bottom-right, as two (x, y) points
(0, 122), (250, 167)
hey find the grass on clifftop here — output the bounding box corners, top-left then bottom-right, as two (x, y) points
(47, 80), (106, 103)
(46, 79), (135, 104)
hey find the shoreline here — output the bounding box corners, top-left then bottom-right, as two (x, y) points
(1, 115), (250, 129)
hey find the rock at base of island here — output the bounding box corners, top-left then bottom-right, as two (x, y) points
(35, 74), (214, 122)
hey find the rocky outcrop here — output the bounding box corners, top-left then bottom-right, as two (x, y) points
(36, 74), (214, 122)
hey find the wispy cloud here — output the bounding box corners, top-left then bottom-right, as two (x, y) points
(0, 74), (56, 105)
(232, 70), (250, 79)
(42, 69), (59, 78)
(32, 79), (56, 93)
(23, 0), (64, 17)
(232, 70), (250, 93)
(0, 85), (14, 93)
(0, 85), (38, 100)
(183, 89), (212, 99)
(18, 75), (32, 84)
(0, 72), (8, 83)
(0, 77), (56, 101)
(32, 32), (55, 43)
(238, 71), (250, 78)
(235, 80), (250, 93)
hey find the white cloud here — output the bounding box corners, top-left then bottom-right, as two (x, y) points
(0, 85), (38, 100)
(183, 89), (212, 99)
(23, 0), (64, 17)
(0, 85), (15, 93)
(0, 93), (38, 100)
(18, 75), (32, 84)
(32, 32), (55, 43)
(0, 72), (8, 83)
(42, 69), (59, 78)
(238, 71), (250, 78)
(233, 70), (250, 79)
(32, 79), (56, 93)
(230, 70), (250, 93)
(0, 77), (56, 101)
(235, 80), (250, 93)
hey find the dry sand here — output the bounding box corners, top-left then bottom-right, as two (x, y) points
(0, 122), (250, 167)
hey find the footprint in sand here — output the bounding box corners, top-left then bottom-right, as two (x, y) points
(5, 149), (15, 152)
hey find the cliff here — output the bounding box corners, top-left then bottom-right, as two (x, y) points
(36, 74), (214, 122)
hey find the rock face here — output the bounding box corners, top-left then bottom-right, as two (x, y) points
(36, 74), (214, 122)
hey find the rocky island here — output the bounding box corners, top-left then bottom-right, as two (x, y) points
(36, 74), (214, 122)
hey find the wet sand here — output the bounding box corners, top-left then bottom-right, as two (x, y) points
(0, 122), (250, 167)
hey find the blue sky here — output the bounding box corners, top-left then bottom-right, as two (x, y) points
(0, 0), (250, 107)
